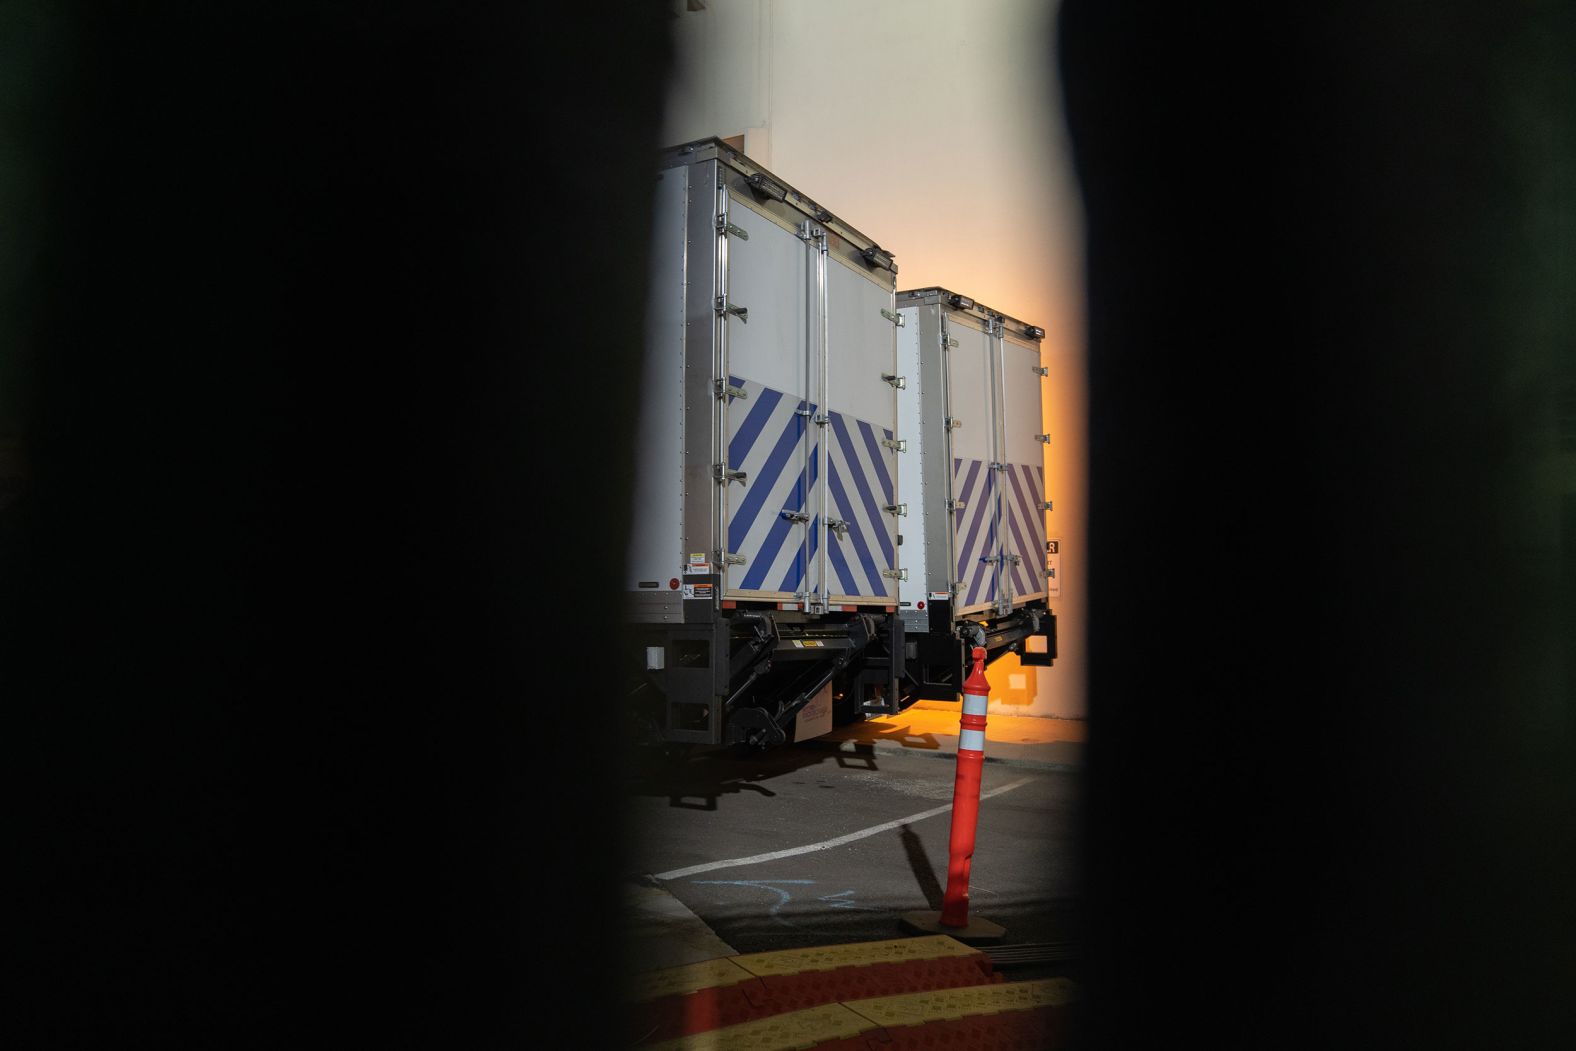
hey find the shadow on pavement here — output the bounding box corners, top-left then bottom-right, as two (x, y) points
(898, 822), (946, 911)
(626, 740), (889, 812)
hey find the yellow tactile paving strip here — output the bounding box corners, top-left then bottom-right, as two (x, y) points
(639, 978), (1077, 1051)
(631, 957), (758, 1001)
(844, 976), (1077, 1027)
(631, 935), (977, 1001)
(730, 935), (979, 978)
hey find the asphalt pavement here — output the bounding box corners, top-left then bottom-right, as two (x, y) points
(622, 704), (1084, 981)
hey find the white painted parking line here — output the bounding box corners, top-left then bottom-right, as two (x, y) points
(651, 777), (1035, 881)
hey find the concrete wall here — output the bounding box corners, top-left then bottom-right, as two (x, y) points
(661, 0), (1086, 717)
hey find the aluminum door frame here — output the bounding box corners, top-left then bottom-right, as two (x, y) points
(997, 331), (1049, 606)
(944, 311), (1000, 616)
(714, 190), (817, 603)
(822, 251), (899, 607)
(894, 304), (930, 623)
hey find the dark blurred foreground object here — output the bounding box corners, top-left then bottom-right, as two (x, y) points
(4, 3), (669, 1045)
(1058, 1), (1576, 1047)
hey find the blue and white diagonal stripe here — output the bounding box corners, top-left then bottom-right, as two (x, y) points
(998, 461), (1046, 600)
(953, 458), (1045, 607)
(725, 376), (896, 600)
(952, 457), (998, 608)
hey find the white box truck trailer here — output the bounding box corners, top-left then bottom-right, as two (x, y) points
(625, 138), (908, 748)
(893, 288), (1057, 701)
(623, 143), (1056, 748)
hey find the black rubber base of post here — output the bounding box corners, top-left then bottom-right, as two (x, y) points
(899, 910), (1006, 943)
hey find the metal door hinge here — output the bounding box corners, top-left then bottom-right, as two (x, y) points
(779, 510), (810, 524)
(944, 416), (962, 430)
(989, 462), (1007, 471)
(882, 373), (906, 389)
(826, 518), (850, 539)
(884, 503), (907, 517)
(1006, 554), (1023, 566)
(1032, 365), (1048, 376)
(747, 173), (787, 202)
(881, 438), (907, 452)
(715, 379), (747, 400)
(714, 296), (748, 324)
(716, 215), (749, 240)
(721, 552), (747, 566)
(1039, 500), (1053, 511)
(882, 568), (908, 581)
(981, 555), (1001, 565)
(1035, 434), (1051, 444)
(947, 498), (966, 511)
(794, 407), (813, 418)
(713, 463), (747, 485)
(862, 244), (896, 271)
(943, 336), (959, 349)
(880, 308), (906, 327)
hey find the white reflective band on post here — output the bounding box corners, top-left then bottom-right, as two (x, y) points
(961, 693), (988, 717)
(959, 728), (986, 751)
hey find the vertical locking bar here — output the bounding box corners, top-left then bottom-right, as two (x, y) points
(988, 316), (1010, 613)
(800, 221), (815, 613)
(939, 313), (960, 606)
(816, 225), (830, 610)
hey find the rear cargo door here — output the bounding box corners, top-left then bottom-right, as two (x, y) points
(945, 315), (1000, 615)
(822, 255), (899, 607)
(995, 332), (1048, 606)
(716, 194), (815, 602)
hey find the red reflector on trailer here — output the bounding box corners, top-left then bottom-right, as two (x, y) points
(885, 605), (896, 612)
(917, 601), (925, 609)
(721, 600), (737, 609)
(668, 578), (680, 589)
